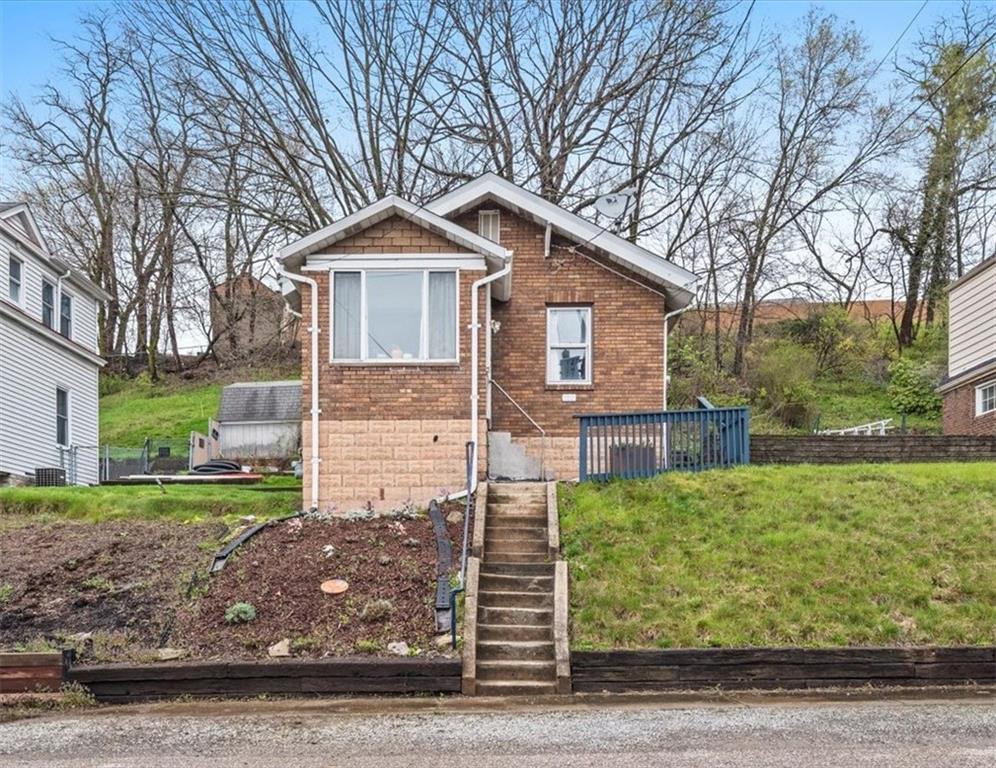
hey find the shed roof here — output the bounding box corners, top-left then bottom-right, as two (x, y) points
(217, 380), (301, 423)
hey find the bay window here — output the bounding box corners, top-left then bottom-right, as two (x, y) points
(332, 269), (457, 362)
(547, 306), (591, 384)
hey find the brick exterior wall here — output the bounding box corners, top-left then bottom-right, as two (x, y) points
(300, 215), (487, 511)
(943, 376), (996, 435)
(299, 208), (676, 507)
(454, 205), (669, 443)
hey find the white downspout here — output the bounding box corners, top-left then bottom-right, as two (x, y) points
(470, 255), (513, 493)
(662, 303), (694, 411)
(278, 268), (321, 512)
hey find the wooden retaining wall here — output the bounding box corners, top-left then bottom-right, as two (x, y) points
(572, 647), (996, 692)
(0, 651), (67, 693)
(67, 657), (461, 702)
(751, 435), (996, 465)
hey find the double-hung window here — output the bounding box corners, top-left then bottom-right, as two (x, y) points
(8, 255), (22, 304)
(332, 270), (458, 362)
(56, 387), (70, 447)
(546, 306), (592, 385)
(59, 291), (73, 338)
(977, 381), (996, 417)
(41, 279), (55, 328)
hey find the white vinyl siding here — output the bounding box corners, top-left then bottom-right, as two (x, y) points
(0, 317), (100, 484)
(949, 262), (996, 378)
(977, 381), (996, 416)
(330, 269), (458, 363)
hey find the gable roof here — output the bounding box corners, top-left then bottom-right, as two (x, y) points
(217, 380), (302, 423)
(279, 195), (510, 267)
(0, 202), (111, 302)
(426, 173), (697, 308)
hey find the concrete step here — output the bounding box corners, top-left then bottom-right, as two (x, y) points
(485, 538), (549, 555)
(479, 589), (553, 609)
(483, 552), (553, 564)
(484, 528), (548, 543)
(479, 573), (554, 593)
(484, 519), (548, 541)
(487, 506), (547, 519)
(478, 605), (553, 626)
(481, 562), (555, 576)
(476, 640), (555, 661)
(474, 680), (558, 696)
(476, 659), (557, 682)
(477, 623), (554, 643)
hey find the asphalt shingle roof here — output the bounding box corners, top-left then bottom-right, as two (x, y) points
(217, 380), (301, 423)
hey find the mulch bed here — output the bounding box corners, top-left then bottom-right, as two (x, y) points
(172, 511), (465, 660)
(0, 521), (226, 663)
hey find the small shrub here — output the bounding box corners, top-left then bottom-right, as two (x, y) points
(0, 583), (13, 604)
(224, 602), (257, 624)
(887, 358), (942, 416)
(58, 681), (97, 709)
(81, 576), (114, 593)
(355, 639), (382, 653)
(747, 339), (820, 429)
(359, 599), (393, 622)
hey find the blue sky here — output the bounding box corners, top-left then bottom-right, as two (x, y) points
(0, 1), (969, 104)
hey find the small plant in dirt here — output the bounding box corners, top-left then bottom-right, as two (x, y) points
(81, 576), (114, 593)
(359, 599), (393, 622)
(58, 682), (98, 710)
(0, 583), (13, 604)
(355, 639), (382, 653)
(224, 601), (258, 624)
(291, 634), (323, 652)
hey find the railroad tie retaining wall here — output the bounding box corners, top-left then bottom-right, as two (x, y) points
(572, 647), (996, 692)
(0, 651), (69, 693)
(751, 435), (996, 465)
(67, 657), (462, 702)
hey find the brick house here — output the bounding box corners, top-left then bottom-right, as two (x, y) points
(278, 174), (696, 511)
(939, 255), (996, 435)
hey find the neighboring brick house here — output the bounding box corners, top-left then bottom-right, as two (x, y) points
(279, 174), (696, 511)
(939, 256), (996, 435)
(210, 275), (296, 362)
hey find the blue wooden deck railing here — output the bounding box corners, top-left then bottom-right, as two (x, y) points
(577, 406), (750, 481)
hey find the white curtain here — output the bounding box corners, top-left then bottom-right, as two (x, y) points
(333, 272), (361, 358)
(428, 271), (456, 359)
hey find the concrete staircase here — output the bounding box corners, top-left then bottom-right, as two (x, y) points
(474, 482), (558, 695)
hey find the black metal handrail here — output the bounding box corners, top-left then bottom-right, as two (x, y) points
(449, 440), (475, 648)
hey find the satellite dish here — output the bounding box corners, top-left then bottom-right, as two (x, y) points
(594, 187), (637, 224)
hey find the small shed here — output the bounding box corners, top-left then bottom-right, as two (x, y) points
(216, 380), (302, 461)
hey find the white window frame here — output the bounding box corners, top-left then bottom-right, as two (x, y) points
(8, 254), (23, 305)
(329, 268), (460, 364)
(41, 277), (56, 328)
(546, 306), (593, 386)
(976, 380), (996, 417)
(478, 209), (500, 243)
(55, 386), (71, 448)
(59, 288), (74, 339)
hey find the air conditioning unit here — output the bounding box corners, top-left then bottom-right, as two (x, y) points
(35, 467), (67, 487)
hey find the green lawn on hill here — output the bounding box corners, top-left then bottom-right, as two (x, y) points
(100, 378), (222, 447)
(561, 463), (996, 649)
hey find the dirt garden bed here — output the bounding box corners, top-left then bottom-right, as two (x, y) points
(0, 505), (466, 665)
(172, 513), (463, 660)
(0, 520), (226, 662)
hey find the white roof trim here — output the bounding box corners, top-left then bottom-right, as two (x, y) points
(426, 173), (697, 307)
(0, 203), (49, 251)
(279, 196), (510, 268)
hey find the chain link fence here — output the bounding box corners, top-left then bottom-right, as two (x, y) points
(59, 436), (193, 484)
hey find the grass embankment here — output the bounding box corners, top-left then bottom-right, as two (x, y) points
(0, 476), (301, 528)
(100, 378), (223, 446)
(561, 463), (996, 649)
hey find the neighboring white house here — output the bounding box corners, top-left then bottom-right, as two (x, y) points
(0, 203), (108, 485)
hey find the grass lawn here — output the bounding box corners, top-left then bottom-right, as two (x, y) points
(811, 378), (940, 433)
(100, 378), (223, 446)
(0, 476), (301, 528)
(560, 463), (996, 649)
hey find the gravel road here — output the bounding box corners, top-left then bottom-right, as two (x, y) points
(1, 696), (994, 767)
